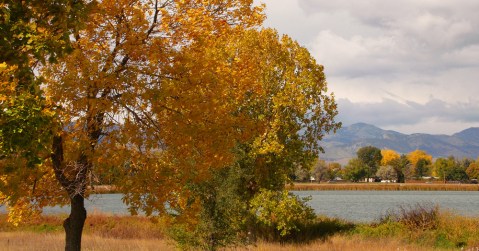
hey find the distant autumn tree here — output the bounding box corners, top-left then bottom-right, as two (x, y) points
(343, 158), (367, 182)
(357, 146), (382, 182)
(414, 158), (432, 178)
(407, 150), (432, 178)
(311, 159), (327, 183)
(376, 165), (397, 181)
(326, 162), (342, 181)
(407, 150), (432, 166)
(389, 154), (411, 183)
(466, 162), (479, 180)
(2, 0), (340, 250)
(381, 149), (400, 166)
(434, 157), (468, 183)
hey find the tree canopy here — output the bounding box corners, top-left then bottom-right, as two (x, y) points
(1, 1), (340, 250)
(380, 149), (400, 166)
(356, 146), (382, 181)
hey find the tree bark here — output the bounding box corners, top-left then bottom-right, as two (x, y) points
(64, 194), (87, 251)
(52, 135), (89, 251)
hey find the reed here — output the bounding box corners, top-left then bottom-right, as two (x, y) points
(288, 182), (479, 191)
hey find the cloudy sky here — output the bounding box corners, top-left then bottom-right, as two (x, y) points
(257, 0), (479, 135)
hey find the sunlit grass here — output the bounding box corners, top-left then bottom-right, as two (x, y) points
(0, 232), (172, 251)
(0, 213), (164, 239)
(1, 208), (479, 250)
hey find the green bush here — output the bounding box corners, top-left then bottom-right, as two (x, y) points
(249, 189), (316, 238)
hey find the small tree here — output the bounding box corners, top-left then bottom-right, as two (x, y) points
(249, 189), (316, 238)
(407, 150), (433, 179)
(389, 154), (411, 183)
(312, 159), (328, 183)
(414, 158), (432, 178)
(357, 146), (382, 182)
(466, 162), (479, 180)
(294, 167), (312, 182)
(434, 157), (467, 183)
(343, 158), (368, 182)
(376, 165), (398, 181)
(326, 162), (342, 181)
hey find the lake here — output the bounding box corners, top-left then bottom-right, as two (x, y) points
(294, 190), (479, 222)
(1, 191), (478, 222)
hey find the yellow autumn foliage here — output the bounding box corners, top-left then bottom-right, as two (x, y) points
(381, 149), (400, 166)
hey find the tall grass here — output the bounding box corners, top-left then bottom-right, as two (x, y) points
(0, 232), (434, 251)
(232, 236), (434, 251)
(0, 213), (164, 239)
(289, 182), (479, 191)
(2, 206), (479, 250)
(355, 204), (479, 249)
(0, 232), (172, 251)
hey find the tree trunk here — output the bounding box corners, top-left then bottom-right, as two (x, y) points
(64, 194), (87, 251)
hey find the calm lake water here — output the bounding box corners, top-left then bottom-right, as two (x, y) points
(2, 191), (478, 222)
(294, 190), (479, 222)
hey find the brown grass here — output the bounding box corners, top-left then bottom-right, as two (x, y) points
(236, 236), (435, 251)
(288, 182), (479, 191)
(0, 232), (437, 251)
(2, 212), (478, 250)
(0, 213), (164, 239)
(0, 232), (173, 251)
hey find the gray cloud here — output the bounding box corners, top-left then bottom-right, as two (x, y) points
(337, 98), (479, 134)
(258, 0), (479, 134)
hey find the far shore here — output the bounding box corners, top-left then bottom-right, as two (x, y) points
(89, 182), (479, 194)
(288, 182), (479, 191)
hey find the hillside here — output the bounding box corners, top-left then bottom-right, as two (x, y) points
(319, 123), (479, 163)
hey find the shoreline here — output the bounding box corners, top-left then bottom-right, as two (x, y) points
(88, 183), (479, 194)
(288, 182), (479, 191)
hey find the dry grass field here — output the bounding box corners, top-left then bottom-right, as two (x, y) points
(1, 206), (478, 251)
(0, 232), (172, 251)
(0, 232), (437, 251)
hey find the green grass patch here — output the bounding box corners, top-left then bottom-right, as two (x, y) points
(352, 204), (479, 249)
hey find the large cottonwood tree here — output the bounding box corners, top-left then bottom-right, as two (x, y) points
(1, 0), (340, 250)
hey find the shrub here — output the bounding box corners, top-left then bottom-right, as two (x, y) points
(381, 203), (439, 231)
(249, 189), (316, 238)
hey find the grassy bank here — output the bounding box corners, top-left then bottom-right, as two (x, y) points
(1, 207), (479, 250)
(289, 182), (479, 191)
(88, 182), (479, 195)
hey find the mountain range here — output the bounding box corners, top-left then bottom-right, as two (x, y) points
(319, 123), (479, 164)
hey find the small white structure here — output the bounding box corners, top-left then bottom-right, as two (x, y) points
(380, 180), (396, 183)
